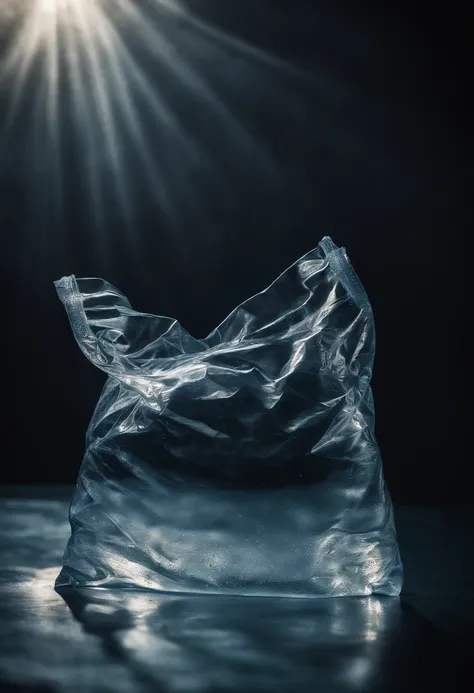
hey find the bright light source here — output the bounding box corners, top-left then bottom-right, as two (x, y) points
(37, 0), (71, 16)
(0, 0), (291, 237)
(1, 0), (186, 229)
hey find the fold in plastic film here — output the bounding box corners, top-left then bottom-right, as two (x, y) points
(55, 236), (402, 598)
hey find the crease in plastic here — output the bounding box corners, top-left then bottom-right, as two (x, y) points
(54, 236), (403, 598)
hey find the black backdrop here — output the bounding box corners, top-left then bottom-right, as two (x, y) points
(1, 0), (470, 503)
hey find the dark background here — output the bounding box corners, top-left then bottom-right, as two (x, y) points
(0, 0), (470, 503)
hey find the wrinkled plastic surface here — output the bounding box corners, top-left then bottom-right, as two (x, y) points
(55, 236), (402, 597)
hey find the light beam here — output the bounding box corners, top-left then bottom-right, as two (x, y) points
(0, 0), (302, 243)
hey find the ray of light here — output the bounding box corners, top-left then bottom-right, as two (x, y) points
(92, 18), (179, 224)
(0, 0), (309, 242)
(72, 0), (133, 227)
(115, 0), (270, 172)
(62, 7), (104, 230)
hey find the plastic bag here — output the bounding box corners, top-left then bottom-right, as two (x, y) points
(55, 236), (402, 597)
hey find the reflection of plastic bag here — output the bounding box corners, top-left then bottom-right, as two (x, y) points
(55, 236), (402, 597)
(62, 590), (403, 692)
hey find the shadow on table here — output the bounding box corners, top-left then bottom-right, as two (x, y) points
(57, 588), (445, 693)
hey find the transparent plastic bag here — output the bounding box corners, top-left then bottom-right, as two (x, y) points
(55, 236), (402, 597)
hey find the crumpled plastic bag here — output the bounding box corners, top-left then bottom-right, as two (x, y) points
(55, 236), (402, 597)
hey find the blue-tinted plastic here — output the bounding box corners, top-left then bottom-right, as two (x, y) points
(54, 236), (402, 597)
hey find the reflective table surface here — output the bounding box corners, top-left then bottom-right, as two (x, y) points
(0, 487), (472, 693)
